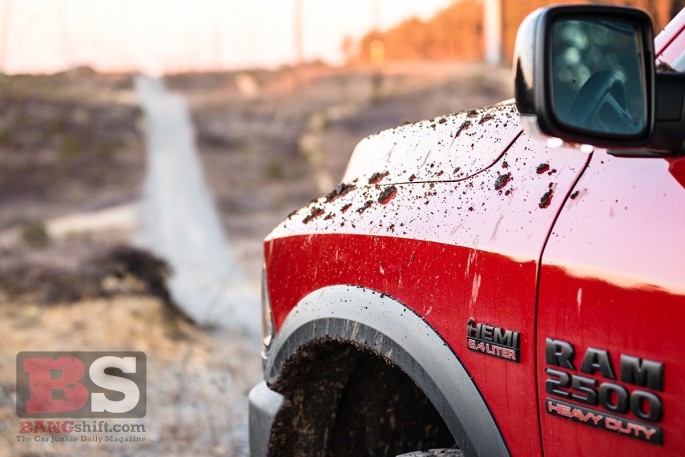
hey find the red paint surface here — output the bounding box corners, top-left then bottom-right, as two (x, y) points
(266, 234), (542, 457)
(667, 155), (685, 189)
(538, 267), (685, 456)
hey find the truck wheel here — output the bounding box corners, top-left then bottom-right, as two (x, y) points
(396, 449), (464, 457)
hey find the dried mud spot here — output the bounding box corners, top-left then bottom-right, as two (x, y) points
(357, 200), (374, 214)
(325, 182), (356, 203)
(494, 173), (511, 190)
(478, 114), (494, 125)
(536, 163), (550, 174)
(378, 186), (398, 205)
(302, 207), (324, 224)
(539, 189), (554, 208)
(656, 61), (678, 72)
(368, 171), (389, 185)
(454, 120), (472, 138)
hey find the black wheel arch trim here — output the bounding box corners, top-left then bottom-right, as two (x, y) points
(263, 285), (510, 457)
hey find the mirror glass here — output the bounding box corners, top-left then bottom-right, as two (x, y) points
(551, 17), (646, 136)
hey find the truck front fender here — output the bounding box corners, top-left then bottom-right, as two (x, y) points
(262, 285), (510, 457)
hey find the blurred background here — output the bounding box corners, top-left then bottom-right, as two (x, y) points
(0, 0), (681, 456)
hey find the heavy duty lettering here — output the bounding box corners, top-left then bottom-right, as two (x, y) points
(546, 398), (663, 445)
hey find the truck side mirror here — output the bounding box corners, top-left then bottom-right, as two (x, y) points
(514, 5), (655, 149)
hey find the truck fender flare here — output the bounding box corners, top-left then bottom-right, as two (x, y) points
(264, 285), (510, 457)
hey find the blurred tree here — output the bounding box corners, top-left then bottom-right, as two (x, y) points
(351, 0), (681, 65)
(672, 0), (685, 18)
(356, 0), (483, 62)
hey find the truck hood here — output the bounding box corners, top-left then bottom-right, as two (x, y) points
(265, 102), (524, 241)
(342, 102), (521, 185)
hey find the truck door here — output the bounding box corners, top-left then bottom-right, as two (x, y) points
(537, 152), (685, 456)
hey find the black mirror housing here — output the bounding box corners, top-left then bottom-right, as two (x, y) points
(514, 5), (655, 149)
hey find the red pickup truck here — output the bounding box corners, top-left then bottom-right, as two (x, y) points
(249, 5), (685, 457)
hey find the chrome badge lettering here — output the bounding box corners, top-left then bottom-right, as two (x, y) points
(466, 318), (520, 362)
(544, 338), (664, 445)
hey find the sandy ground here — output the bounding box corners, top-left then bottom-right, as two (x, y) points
(0, 62), (512, 456)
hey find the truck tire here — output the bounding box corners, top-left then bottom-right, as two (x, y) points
(397, 449), (464, 457)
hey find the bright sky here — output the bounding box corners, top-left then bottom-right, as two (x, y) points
(0, 0), (454, 74)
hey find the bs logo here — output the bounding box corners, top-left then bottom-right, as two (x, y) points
(16, 352), (146, 418)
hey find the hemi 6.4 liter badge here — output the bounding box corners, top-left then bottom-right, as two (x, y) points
(467, 318), (520, 362)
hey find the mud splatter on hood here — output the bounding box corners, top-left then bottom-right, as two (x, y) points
(264, 103), (573, 246)
(342, 102), (521, 185)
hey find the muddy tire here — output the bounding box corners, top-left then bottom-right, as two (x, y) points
(396, 450), (464, 457)
(269, 340), (456, 456)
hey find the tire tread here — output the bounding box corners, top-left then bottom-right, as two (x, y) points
(396, 449), (464, 457)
